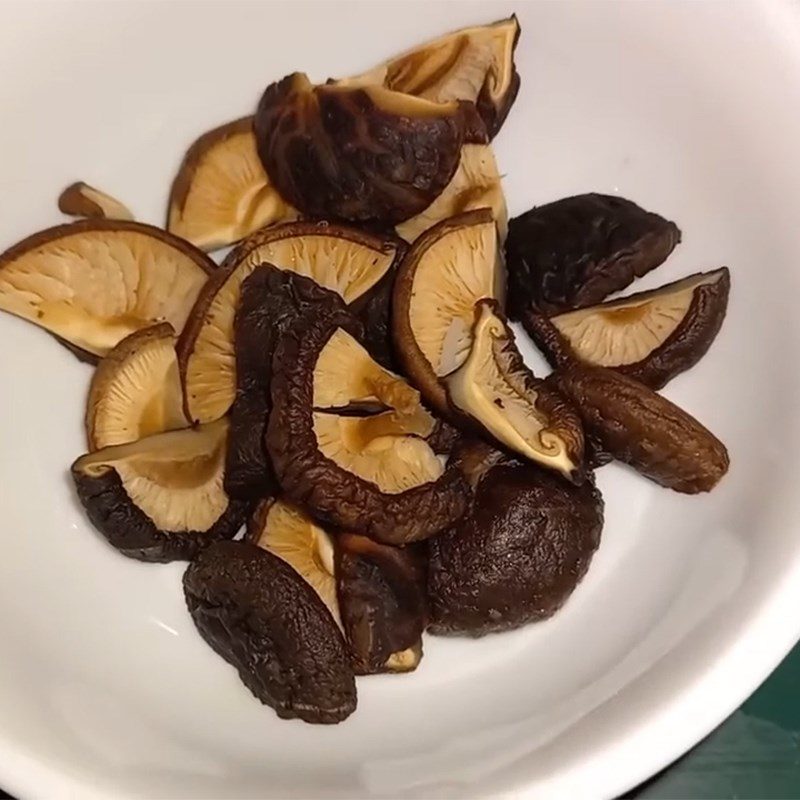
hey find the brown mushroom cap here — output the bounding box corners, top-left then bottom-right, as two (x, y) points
(339, 15), (521, 139)
(525, 268), (730, 389)
(549, 365), (730, 493)
(178, 221), (402, 424)
(183, 540), (356, 724)
(254, 72), (466, 224)
(428, 441), (603, 636)
(85, 322), (187, 451)
(444, 300), (584, 480)
(505, 193), (682, 318)
(266, 306), (470, 544)
(0, 219), (214, 360)
(392, 208), (504, 416)
(167, 116), (297, 251)
(225, 265), (347, 501)
(71, 418), (248, 562)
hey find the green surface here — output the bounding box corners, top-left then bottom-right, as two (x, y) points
(629, 645), (800, 799)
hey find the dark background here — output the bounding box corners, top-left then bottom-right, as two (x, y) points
(1, 645), (798, 799)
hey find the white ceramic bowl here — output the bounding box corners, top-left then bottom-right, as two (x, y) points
(1, 1), (800, 798)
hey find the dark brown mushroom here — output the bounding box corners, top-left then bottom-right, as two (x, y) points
(505, 193), (681, 318)
(254, 72), (466, 224)
(71, 419), (248, 562)
(525, 268), (730, 389)
(266, 306), (470, 544)
(225, 266), (346, 501)
(428, 440), (603, 636)
(336, 533), (427, 674)
(549, 365), (729, 493)
(184, 540), (356, 724)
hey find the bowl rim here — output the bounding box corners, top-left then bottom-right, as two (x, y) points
(1, 2), (800, 798)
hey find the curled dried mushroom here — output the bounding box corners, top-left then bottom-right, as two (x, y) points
(85, 323), (186, 451)
(444, 300), (584, 480)
(225, 266), (346, 501)
(267, 306), (470, 544)
(392, 208), (504, 415)
(184, 540), (356, 724)
(0, 220), (214, 360)
(396, 144), (507, 243)
(71, 418), (248, 562)
(428, 440), (603, 636)
(248, 498), (340, 625)
(254, 72), (466, 223)
(167, 116), (297, 251)
(340, 15), (520, 139)
(550, 366), (729, 493)
(58, 182), (134, 221)
(526, 268), (730, 389)
(506, 193), (682, 317)
(178, 221), (401, 424)
(336, 533), (427, 674)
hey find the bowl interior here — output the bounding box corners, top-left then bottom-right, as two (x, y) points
(1, 2), (800, 798)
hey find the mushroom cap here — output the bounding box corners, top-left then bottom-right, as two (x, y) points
(184, 541), (356, 724)
(0, 219), (214, 359)
(267, 306), (470, 544)
(72, 418), (248, 562)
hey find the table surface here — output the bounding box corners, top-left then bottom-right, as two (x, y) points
(1, 644), (798, 800)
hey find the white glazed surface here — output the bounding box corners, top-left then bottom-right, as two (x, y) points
(1, 1), (799, 798)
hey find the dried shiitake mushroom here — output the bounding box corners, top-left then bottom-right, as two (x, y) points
(248, 500), (427, 674)
(225, 266), (346, 501)
(444, 300), (584, 480)
(178, 221), (402, 424)
(184, 540), (356, 724)
(167, 116), (297, 251)
(396, 144), (507, 243)
(248, 499), (340, 624)
(254, 72), (466, 224)
(58, 182), (134, 221)
(428, 440), (603, 636)
(526, 268), (730, 389)
(71, 418), (248, 562)
(336, 533), (427, 674)
(85, 323), (186, 451)
(340, 15), (520, 139)
(392, 208), (504, 415)
(549, 366), (729, 493)
(267, 306), (470, 544)
(506, 193), (682, 317)
(0, 220), (214, 360)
